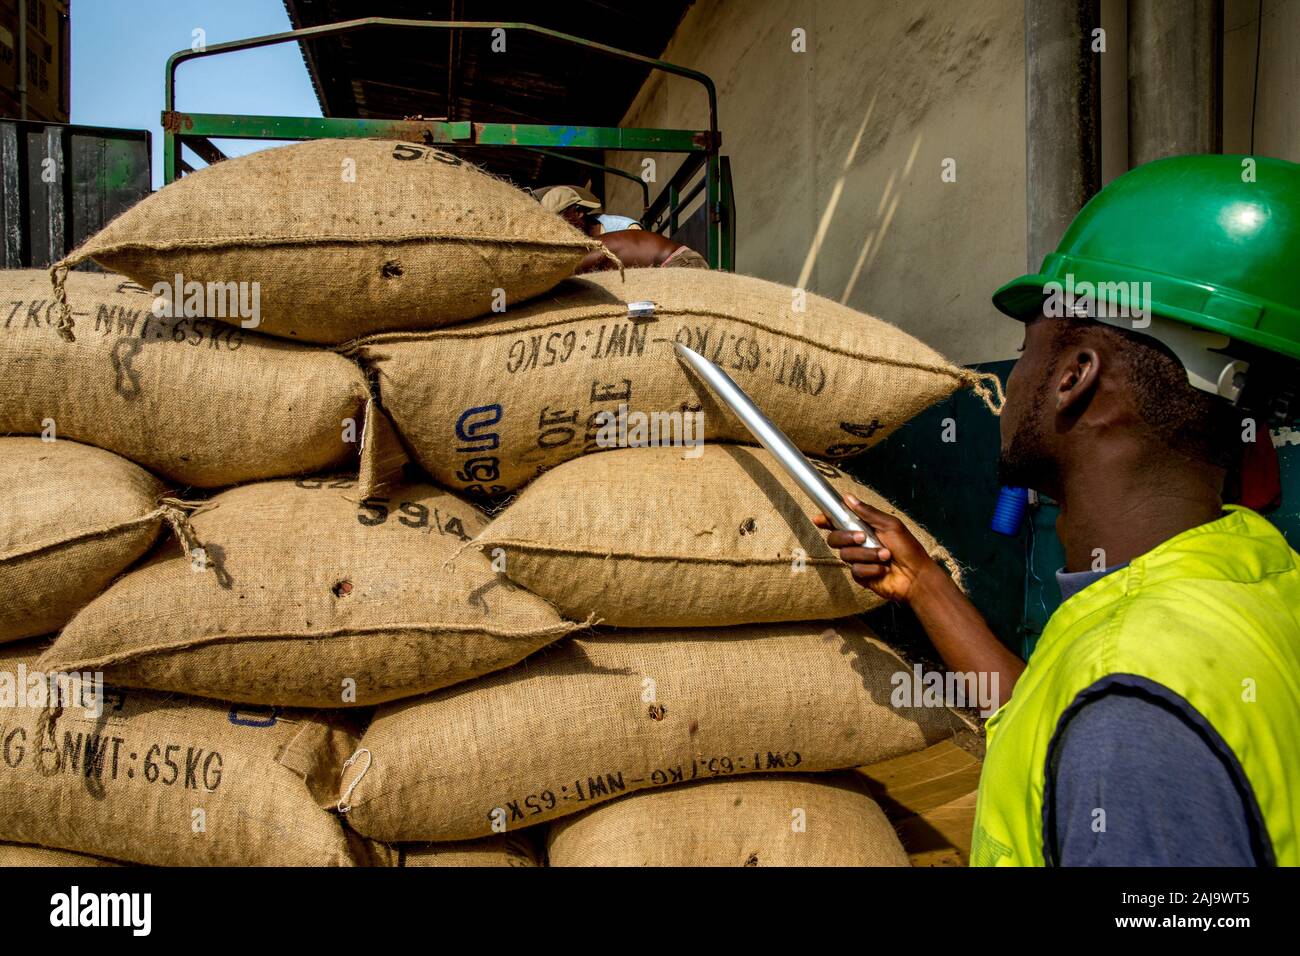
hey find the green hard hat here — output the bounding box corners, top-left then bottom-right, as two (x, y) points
(993, 154), (1300, 363)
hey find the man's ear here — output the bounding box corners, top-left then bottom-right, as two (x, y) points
(1055, 346), (1100, 415)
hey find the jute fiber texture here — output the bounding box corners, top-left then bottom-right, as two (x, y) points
(348, 267), (1002, 495)
(475, 444), (961, 626)
(0, 438), (163, 643)
(52, 139), (604, 344)
(340, 617), (962, 842)
(40, 477), (579, 708)
(1, 269), (367, 487)
(396, 834), (542, 868)
(546, 773), (910, 867)
(0, 842), (123, 866)
(0, 642), (364, 866)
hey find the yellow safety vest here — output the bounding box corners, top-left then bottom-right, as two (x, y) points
(971, 506), (1300, 866)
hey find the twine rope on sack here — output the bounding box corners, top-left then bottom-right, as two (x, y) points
(156, 497), (205, 561)
(337, 748), (372, 813)
(154, 497), (234, 587)
(48, 261), (83, 342)
(959, 369), (1005, 415)
(34, 700), (62, 759)
(931, 544), (967, 593)
(598, 244), (626, 279)
(10, 503), (207, 593)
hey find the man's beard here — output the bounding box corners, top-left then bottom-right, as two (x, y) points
(996, 429), (1058, 492)
(996, 383), (1059, 493)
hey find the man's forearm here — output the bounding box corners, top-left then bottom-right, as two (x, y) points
(907, 564), (1025, 710)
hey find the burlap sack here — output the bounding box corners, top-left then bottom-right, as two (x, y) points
(39, 478), (578, 708)
(475, 444), (960, 627)
(348, 267), (1002, 495)
(547, 774), (910, 867)
(0, 642), (362, 866)
(340, 617), (964, 843)
(52, 139), (604, 344)
(397, 834), (541, 868)
(0, 842), (122, 866)
(1, 270), (367, 487)
(0, 438), (164, 643)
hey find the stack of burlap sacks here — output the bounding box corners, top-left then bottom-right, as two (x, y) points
(0, 139), (995, 868)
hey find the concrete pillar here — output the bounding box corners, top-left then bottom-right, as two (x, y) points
(1128, 0), (1222, 165)
(1025, 0), (1102, 270)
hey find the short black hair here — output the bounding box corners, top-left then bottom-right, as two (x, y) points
(1049, 317), (1239, 470)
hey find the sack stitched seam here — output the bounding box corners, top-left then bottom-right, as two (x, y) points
(0, 511), (161, 566)
(43, 620), (582, 673)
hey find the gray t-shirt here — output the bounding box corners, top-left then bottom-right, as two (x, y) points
(1044, 566), (1266, 866)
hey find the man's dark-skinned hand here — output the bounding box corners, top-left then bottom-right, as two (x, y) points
(816, 493), (1025, 710)
(813, 496), (941, 602)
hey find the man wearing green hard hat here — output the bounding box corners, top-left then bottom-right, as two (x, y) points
(821, 154), (1300, 866)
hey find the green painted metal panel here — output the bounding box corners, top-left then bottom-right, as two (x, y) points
(170, 113), (475, 143)
(1022, 496), (1067, 659)
(67, 128), (152, 250)
(472, 124), (704, 151)
(849, 361), (1025, 660)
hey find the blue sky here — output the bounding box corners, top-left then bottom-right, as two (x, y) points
(71, 1), (321, 187)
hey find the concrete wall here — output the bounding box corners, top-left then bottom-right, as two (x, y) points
(605, 0), (1027, 365)
(1099, 0), (1129, 183)
(606, 0), (1300, 367)
(1223, 0), (1300, 158)
(1100, 0), (1300, 178)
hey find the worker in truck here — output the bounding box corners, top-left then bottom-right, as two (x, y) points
(536, 184), (709, 272)
(819, 154), (1300, 866)
(536, 184), (643, 234)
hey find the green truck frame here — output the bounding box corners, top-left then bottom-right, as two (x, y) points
(161, 17), (736, 270)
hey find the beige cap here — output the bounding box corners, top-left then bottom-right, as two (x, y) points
(537, 184), (602, 215)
